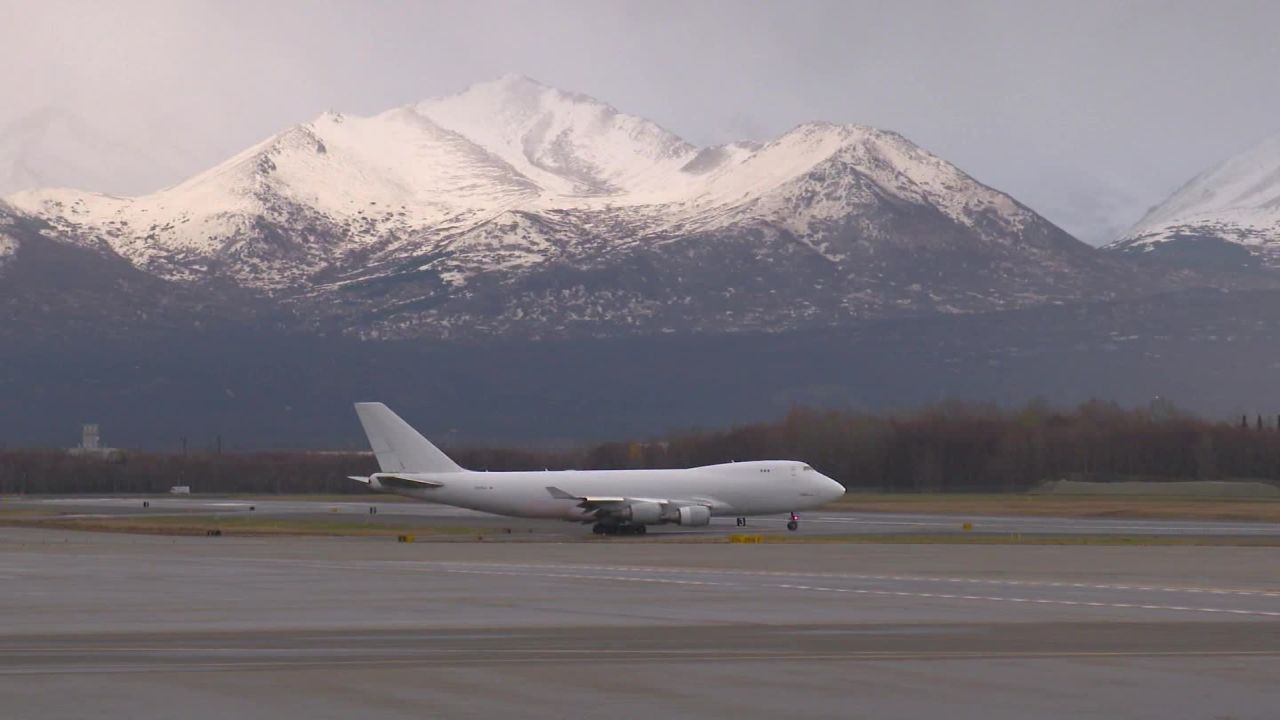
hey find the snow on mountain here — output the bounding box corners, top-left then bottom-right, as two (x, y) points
(1108, 133), (1280, 269)
(686, 122), (1035, 235)
(6, 76), (1128, 338)
(418, 74), (696, 197)
(9, 106), (546, 287)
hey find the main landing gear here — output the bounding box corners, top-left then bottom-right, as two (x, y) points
(786, 512), (800, 532)
(592, 522), (647, 536)
(736, 517), (747, 527)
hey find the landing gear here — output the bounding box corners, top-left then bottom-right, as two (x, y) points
(786, 512), (799, 532)
(736, 517), (747, 527)
(592, 522), (647, 536)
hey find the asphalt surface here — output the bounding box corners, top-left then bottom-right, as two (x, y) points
(7, 495), (1280, 538)
(1, 527), (1278, 719)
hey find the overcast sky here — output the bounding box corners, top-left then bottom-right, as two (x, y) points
(2, 0), (1279, 244)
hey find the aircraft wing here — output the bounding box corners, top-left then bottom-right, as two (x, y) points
(545, 486), (627, 509)
(545, 486), (716, 513)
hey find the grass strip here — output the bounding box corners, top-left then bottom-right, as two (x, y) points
(0, 514), (486, 539)
(824, 493), (1280, 522)
(716, 533), (1280, 547)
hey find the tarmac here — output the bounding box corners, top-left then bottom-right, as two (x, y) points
(8, 495), (1280, 538)
(1, 523), (1279, 719)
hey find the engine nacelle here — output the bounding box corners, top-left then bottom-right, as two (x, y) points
(676, 505), (712, 526)
(622, 502), (663, 524)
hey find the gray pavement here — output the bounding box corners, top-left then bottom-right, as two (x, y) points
(7, 495), (1280, 537)
(1, 527), (1278, 718)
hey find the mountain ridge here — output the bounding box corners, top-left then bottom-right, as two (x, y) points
(1, 76), (1230, 340)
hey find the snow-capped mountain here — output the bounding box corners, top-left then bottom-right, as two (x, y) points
(1107, 133), (1280, 271)
(6, 75), (1145, 339)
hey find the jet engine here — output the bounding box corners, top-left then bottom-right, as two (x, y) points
(613, 502), (711, 526)
(621, 502), (663, 524)
(676, 505), (712, 526)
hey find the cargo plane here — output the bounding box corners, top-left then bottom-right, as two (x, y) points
(349, 403), (845, 535)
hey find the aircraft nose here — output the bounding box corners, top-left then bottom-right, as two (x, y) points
(822, 475), (846, 502)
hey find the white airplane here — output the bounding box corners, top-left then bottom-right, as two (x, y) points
(349, 402), (846, 535)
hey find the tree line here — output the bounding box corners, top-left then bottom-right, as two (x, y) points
(3, 400), (1279, 495)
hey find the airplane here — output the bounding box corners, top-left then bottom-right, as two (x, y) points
(348, 402), (846, 535)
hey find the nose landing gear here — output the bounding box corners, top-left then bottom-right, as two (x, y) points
(735, 517), (747, 527)
(786, 512), (799, 532)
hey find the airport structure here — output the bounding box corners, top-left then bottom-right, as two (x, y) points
(67, 423), (122, 460)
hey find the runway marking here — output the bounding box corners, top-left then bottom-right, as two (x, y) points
(3, 649), (1280, 676)
(231, 558), (1280, 618)
(372, 563), (1280, 619)
(350, 560), (1280, 599)
(435, 567), (732, 588)
(768, 583), (1280, 618)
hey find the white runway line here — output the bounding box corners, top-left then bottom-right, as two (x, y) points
(429, 565), (1280, 618)
(371, 561), (1280, 599)
(770, 583), (1280, 618)
(256, 558), (1280, 619)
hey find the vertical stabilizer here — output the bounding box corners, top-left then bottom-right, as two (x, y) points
(353, 402), (464, 473)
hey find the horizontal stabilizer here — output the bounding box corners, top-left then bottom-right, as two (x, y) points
(349, 474), (445, 490)
(373, 473), (445, 490)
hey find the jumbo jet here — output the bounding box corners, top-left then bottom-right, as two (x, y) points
(349, 403), (845, 535)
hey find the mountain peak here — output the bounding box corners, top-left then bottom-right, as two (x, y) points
(455, 74), (610, 109)
(1109, 131), (1280, 270)
(1134, 132), (1280, 230)
(417, 77), (695, 196)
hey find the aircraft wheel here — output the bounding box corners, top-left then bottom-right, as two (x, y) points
(787, 520), (799, 532)
(636, 525), (647, 535)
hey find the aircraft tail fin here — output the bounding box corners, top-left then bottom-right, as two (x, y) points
(353, 402), (464, 474)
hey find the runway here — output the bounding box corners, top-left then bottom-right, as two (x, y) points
(8, 495), (1280, 537)
(1, 527), (1278, 718)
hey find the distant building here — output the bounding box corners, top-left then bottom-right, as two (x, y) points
(80, 424), (101, 451)
(68, 423), (123, 461)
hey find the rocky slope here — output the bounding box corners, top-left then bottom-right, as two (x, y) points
(7, 76), (1158, 339)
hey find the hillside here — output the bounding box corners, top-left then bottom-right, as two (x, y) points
(6, 76), (1148, 340)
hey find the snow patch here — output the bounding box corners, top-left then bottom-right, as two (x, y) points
(1115, 132), (1280, 257)
(418, 75), (696, 197)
